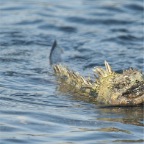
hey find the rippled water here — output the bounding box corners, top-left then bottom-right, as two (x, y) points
(0, 0), (143, 144)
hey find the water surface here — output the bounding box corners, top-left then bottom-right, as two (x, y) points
(0, 0), (143, 144)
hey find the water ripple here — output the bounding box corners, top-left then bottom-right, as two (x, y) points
(66, 16), (131, 25)
(0, 0), (143, 144)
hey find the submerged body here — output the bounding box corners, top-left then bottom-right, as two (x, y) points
(51, 41), (144, 106)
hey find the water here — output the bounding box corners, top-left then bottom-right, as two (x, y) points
(0, 0), (143, 143)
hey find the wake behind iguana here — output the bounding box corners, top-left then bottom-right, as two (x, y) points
(50, 41), (144, 106)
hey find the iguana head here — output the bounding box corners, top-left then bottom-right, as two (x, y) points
(94, 61), (144, 106)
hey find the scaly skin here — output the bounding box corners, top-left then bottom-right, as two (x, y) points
(53, 61), (144, 106)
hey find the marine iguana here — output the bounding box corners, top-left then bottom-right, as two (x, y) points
(50, 41), (144, 106)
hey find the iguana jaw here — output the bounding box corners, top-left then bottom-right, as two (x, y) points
(116, 94), (144, 106)
(116, 81), (144, 106)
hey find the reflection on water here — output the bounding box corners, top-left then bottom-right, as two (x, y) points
(98, 107), (144, 126)
(0, 0), (143, 143)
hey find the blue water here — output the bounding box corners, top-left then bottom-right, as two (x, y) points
(0, 0), (143, 144)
